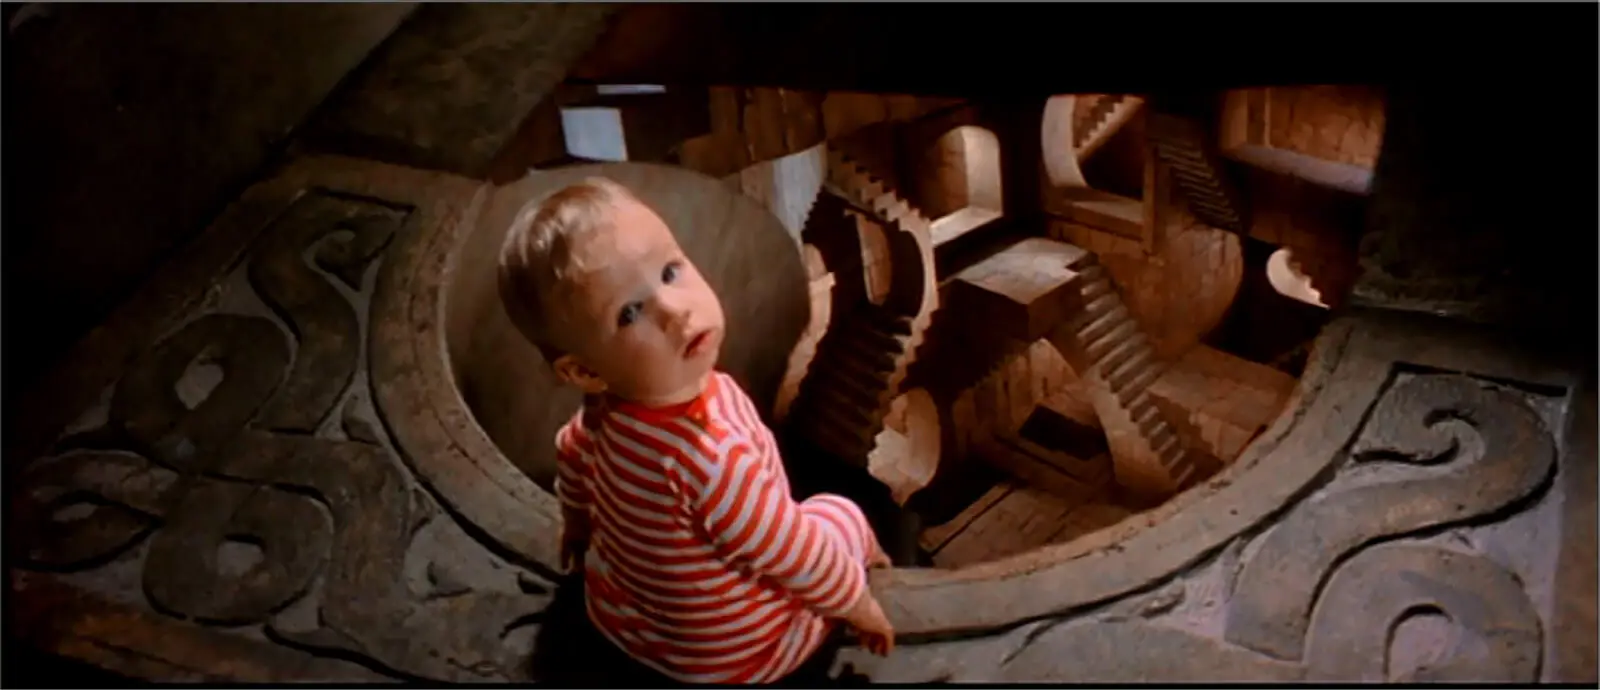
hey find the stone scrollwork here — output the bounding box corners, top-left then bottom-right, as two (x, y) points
(9, 164), (556, 682)
(1226, 374), (1555, 666)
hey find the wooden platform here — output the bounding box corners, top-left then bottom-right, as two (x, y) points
(920, 478), (1132, 568)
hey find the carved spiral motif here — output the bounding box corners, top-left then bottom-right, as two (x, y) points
(1226, 373), (1554, 676)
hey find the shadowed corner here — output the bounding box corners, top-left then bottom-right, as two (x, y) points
(1, 641), (145, 688)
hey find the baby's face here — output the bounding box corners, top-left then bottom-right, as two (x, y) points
(558, 197), (725, 406)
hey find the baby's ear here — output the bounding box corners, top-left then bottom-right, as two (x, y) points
(552, 354), (607, 395)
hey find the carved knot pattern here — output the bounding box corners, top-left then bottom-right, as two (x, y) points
(12, 190), (551, 682)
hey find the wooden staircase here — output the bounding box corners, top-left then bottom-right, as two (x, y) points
(942, 235), (1215, 502)
(1147, 110), (1249, 235)
(1044, 252), (1213, 500)
(784, 136), (938, 469)
(1073, 94), (1144, 162)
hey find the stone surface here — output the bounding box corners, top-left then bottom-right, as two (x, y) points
(3, 3), (414, 404)
(9, 153), (1594, 683)
(8, 157), (553, 682)
(301, 3), (616, 177)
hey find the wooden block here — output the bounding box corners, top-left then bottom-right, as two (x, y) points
(781, 88), (825, 153)
(678, 133), (750, 178)
(708, 86), (742, 133)
(821, 92), (889, 139)
(743, 88), (790, 163)
(884, 94), (922, 121)
(915, 96), (965, 117)
(952, 391), (978, 460)
(948, 237), (1090, 342)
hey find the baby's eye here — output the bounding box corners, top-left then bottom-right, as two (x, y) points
(617, 301), (643, 328)
(661, 261), (681, 285)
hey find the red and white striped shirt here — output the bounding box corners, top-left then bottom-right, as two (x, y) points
(555, 371), (877, 684)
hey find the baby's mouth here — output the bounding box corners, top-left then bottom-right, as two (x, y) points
(683, 328), (715, 359)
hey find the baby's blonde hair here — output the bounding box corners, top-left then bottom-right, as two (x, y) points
(497, 177), (641, 360)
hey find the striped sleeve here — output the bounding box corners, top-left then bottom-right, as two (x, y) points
(688, 440), (868, 619)
(553, 416), (594, 512)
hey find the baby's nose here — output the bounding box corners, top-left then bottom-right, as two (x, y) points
(657, 294), (694, 330)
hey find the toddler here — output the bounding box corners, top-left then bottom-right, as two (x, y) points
(497, 178), (895, 684)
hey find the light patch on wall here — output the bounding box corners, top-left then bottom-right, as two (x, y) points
(736, 144), (827, 243)
(594, 84), (666, 96)
(560, 107), (627, 161)
(1266, 248), (1328, 309)
(926, 125), (1004, 247)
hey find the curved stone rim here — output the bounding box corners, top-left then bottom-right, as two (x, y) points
(871, 317), (1385, 635)
(367, 154), (1415, 635)
(369, 172), (565, 573)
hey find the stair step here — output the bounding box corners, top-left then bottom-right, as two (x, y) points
(811, 365), (890, 408)
(1170, 174), (1225, 194)
(825, 334), (899, 373)
(841, 323), (906, 354)
(1086, 320), (1140, 361)
(1149, 428), (1179, 459)
(1131, 404), (1162, 435)
(1171, 179), (1230, 200)
(1106, 348), (1156, 388)
(809, 394), (879, 435)
(1095, 334), (1146, 378)
(804, 412), (878, 460)
(1156, 142), (1206, 162)
(1119, 362), (1166, 402)
(1075, 298), (1125, 344)
(1079, 275), (1112, 303)
(810, 376), (888, 418)
(826, 351), (896, 385)
(1077, 264), (1107, 284)
(1170, 457), (1198, 486)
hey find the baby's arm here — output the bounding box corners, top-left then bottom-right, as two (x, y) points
(689, 440), (876, 618)
(554, 419), (595, 570)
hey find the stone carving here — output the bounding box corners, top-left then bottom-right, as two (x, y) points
(12, 185), (552, 682)
(1000, 620), (1303, 683)
(1225, 373), (1555, 663)
(13, 450), (176, 570)
(11, 153), (1589, 684)
(249, 191), (404, 432)
(1303, 543), (1542, 682)
(846, 366), (1565, 683)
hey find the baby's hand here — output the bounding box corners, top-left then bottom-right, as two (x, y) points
(560, 529), (589, 573)
(867, 540), (891, 570)
(559, 508), (592, 573)
(841, 591), (896, 657)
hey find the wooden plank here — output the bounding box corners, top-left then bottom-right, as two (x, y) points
(821, 92), (889, 140)
(1047, 502), (1135, 544)
(981, 439), (1101, 503)
(780, 88), (825, 153)
(931, 485), (1079, 568)
(743, 87), (790, 163)
(919, 483), (1013, 554)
